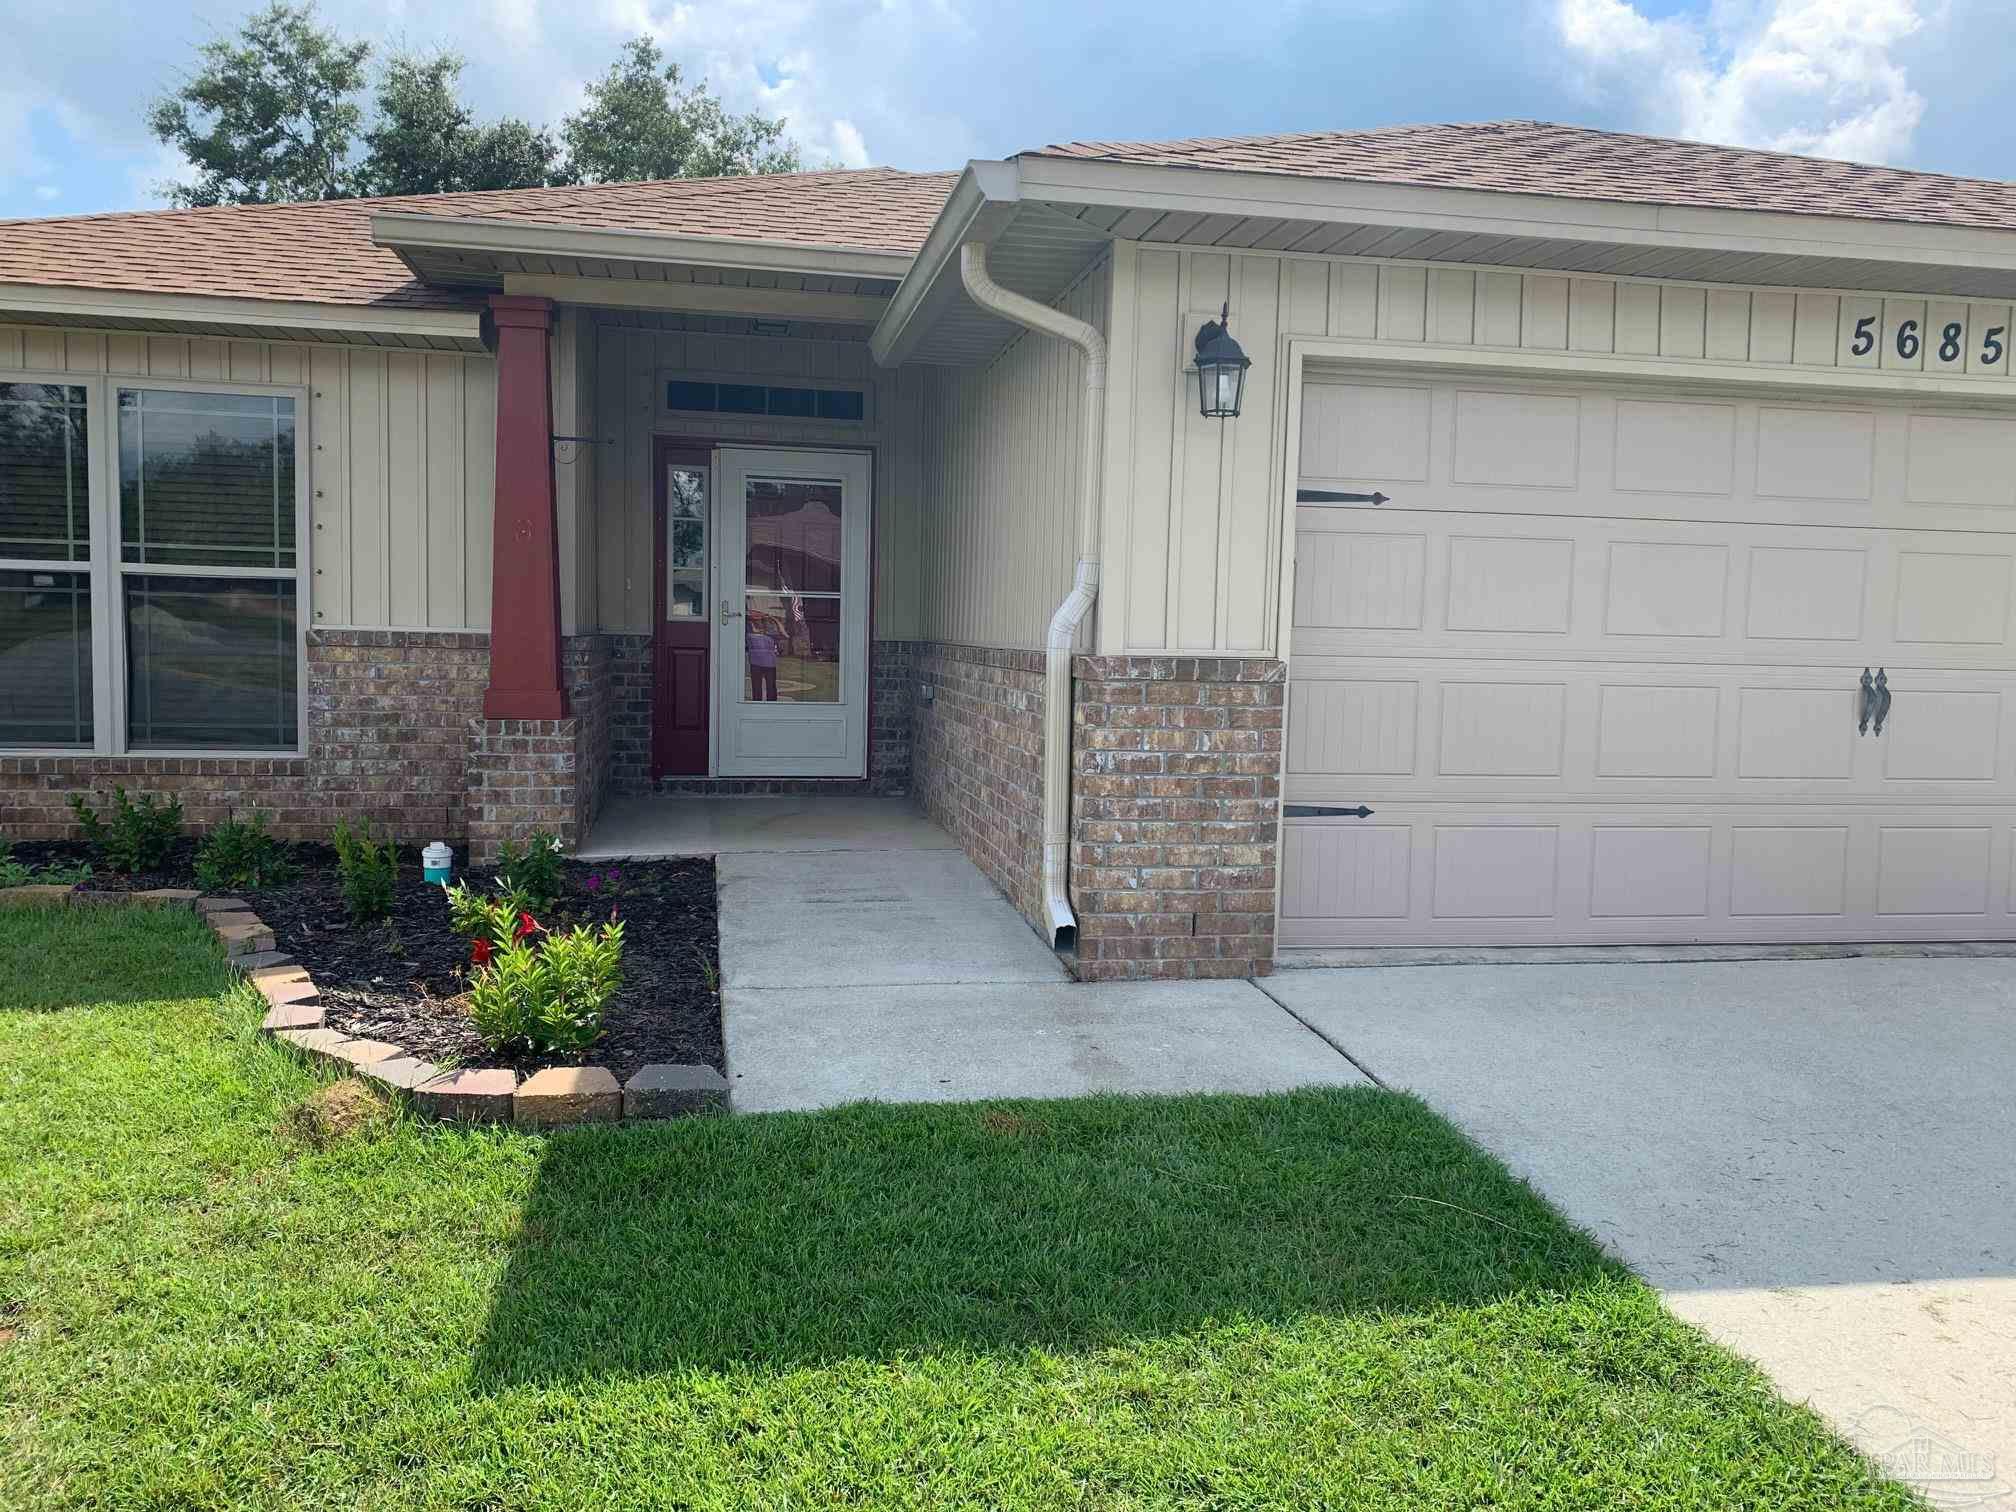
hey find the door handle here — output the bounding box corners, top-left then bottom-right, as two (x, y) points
(1858, 668), (1875, 735)
(1871, 667), (1892, 736)
(720, 599), (743, 626)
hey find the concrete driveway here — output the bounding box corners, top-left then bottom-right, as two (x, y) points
(1266, 957), (2016, 1510)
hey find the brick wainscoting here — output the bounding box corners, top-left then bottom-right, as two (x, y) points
(910, 642), (1048, 928)
(0, 629), (489, 842)
(1070, 656), (1286, 981)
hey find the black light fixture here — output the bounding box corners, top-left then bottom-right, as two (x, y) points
(1193, 301), (1251, 419)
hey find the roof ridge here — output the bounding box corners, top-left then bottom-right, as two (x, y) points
(1028, 118), (2016, 195)
(0, 164), (959, 231)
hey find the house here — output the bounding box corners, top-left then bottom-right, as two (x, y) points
(8, 119), (2016, 978)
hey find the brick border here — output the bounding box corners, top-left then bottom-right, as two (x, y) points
(0, 885), (728, 1127)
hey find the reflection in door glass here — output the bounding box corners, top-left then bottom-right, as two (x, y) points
(743, 593), (839, 702)
(744, 478), (842, 592)
(666, 466), (706, 618)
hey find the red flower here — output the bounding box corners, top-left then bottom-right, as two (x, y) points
(470, 936), (492, 967)
(514, 911), (538, 941)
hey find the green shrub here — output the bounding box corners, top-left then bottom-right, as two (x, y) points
(494, 831), (567, 915)
(331, 820), (397, 924)
(194, 814), (299, 892)
(444, 878), (621, 1053)
(66, 788), (183, 873)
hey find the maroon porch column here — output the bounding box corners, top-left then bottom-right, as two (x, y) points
(483, 294), (567, 719)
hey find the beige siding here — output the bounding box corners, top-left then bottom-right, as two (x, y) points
(1104, 244), (2016, 657)
(914, 255), (1112, 651)
(553, 307), (596, 634)
(583, 312), (922, 638)
(0, 323), (495, 631)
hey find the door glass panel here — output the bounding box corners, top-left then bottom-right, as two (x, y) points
(743, 593), (840, 702)
(666, 465), (706, 619)
(745, 477), (842, 593)
(741, 474), (846, 704)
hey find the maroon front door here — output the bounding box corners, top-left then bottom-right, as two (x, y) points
(651, 442), (711, 778)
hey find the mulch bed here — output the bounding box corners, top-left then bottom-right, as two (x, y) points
(7, 836), (201, 893)
(10, 839), (724, 1082)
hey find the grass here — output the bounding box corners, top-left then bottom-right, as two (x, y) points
(0, 903), (1919, 1510)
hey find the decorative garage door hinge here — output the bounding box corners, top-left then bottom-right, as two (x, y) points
(1296, 488), (1390, 505)
(1284, 804), (1375, 818)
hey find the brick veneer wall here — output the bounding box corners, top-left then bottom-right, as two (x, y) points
(0, 629), (488, 843)
(604, 634), (654, 797)
(1070, 656), (1286, 981)
(564, 635), (613, 842)
(910, 642), (1048, 928)
(465, 717), (582, 864)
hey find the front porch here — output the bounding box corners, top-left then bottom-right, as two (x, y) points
(576, 793), (946, 859)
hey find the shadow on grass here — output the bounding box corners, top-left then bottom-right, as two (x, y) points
(471, 1086), (1618, 1387)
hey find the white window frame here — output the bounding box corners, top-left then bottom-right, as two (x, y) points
(0, 371), (311, 758)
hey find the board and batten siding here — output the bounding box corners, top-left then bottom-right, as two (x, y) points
(0, 323), (496, 631)
(1102, 240), (2016, 658)
(584, 312), (923, 639)
(915, 255), (1112, 651)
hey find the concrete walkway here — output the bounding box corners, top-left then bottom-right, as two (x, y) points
(682, 797), (1365, 1112)
(1266, 958), (2016, 1511)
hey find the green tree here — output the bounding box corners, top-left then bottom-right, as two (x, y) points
(359, 50), (563, 196)
(149, 13), (804, 207)
(561, 38), (802, 183)
(147, 2), (370, 206)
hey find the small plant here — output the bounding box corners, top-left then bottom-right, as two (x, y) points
(445, 879), (622, 1053)
(194, 813), (299, 892)
(67, 787), (183, 873)
(0, 856), (92, 888)
(494, 831), (567, 915)
(331, 820), (397, 924)
(582, 866), (622, 898)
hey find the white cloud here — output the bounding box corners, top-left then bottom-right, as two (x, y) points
(1556, 0), (1930, 164)
(33, 184), (59, 201)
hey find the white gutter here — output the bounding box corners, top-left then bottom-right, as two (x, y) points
(957, 240), (1106, 949)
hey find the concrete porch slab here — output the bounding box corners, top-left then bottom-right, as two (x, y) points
(717, 849), (1068, 989)
(725, 979), (1371, 1112)
(577, 795), (954, 859)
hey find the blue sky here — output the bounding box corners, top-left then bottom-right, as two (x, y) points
(2, 0), (2008, 220)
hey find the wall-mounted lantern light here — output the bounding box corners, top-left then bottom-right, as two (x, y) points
(1192, 302), (1252, 419)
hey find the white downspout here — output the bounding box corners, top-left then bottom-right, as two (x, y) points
(958, 240), (1107, 949)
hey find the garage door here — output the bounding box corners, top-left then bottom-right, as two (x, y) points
(1283, 372), (2016, 947)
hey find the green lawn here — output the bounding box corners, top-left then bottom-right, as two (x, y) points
(0, 904), (1917, 1510)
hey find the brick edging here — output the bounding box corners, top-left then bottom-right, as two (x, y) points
(0, 885), (728, 1126)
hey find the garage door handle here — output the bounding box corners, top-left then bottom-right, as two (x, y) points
(1284, 804), (1374, 818)
(1872, 668), (1892, 736)
(1858, 668), (1875, 734)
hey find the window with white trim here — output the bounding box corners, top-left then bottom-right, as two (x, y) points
(0, 377), (306, 754)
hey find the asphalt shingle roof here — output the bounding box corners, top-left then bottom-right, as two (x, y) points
(0, 167), (957, 310)
(1031, 120), (2016, 234)
(8, 123), (2016, 314)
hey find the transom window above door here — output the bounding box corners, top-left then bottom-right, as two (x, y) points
(0, 377), (306, 754)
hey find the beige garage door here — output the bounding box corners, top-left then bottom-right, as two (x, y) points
(1283, 372), (2016, 947)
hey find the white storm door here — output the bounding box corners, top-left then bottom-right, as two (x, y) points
(713, 447), (871, 778)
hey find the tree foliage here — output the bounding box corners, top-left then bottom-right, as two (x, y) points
(147, 2), (369, 206)
(147, 5), (803, 206)
(359, 50), (564, 196)
(560, 38), (802, 184)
